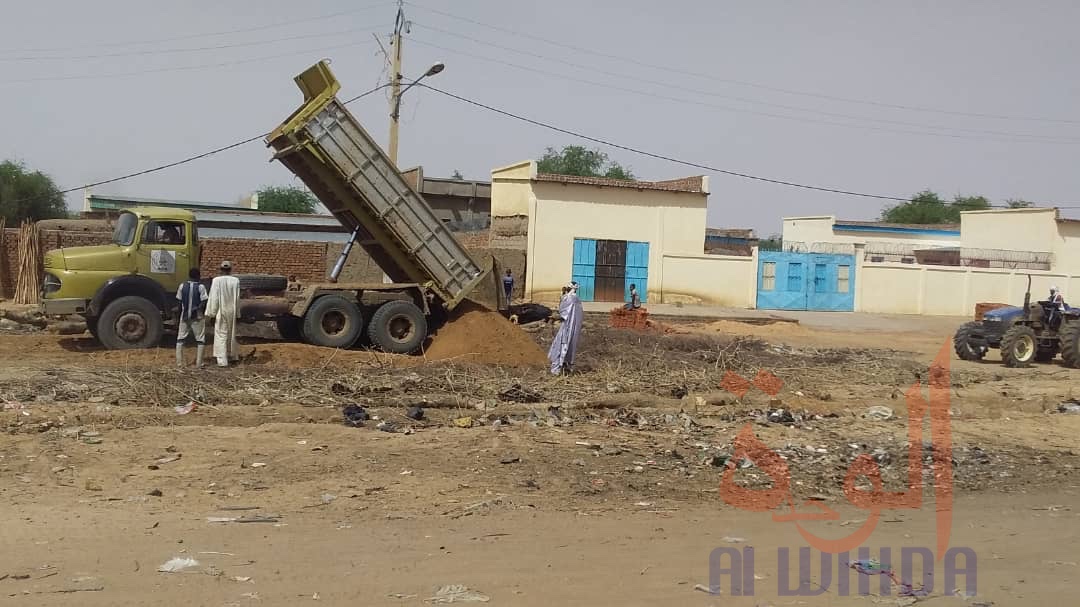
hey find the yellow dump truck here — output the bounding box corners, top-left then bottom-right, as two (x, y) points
(41, 61), (506, 354)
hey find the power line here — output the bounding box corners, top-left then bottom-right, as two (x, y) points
(405, 1), (1080, 126)
(17, 85), (389, 201)
(410, 22), (1080, 143)
(0, 3), (393, 53)
(416, 82), (1080, 209)
(404, 36), (1080, 146)
(0, 25), (392, 62)
(0, 40), (379, 85)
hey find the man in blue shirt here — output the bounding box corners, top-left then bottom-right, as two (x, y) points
(176, 268), (209, 367)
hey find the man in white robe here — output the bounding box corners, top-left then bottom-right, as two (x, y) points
(206, 260), (241, 367)
(548, 281), (584, 375)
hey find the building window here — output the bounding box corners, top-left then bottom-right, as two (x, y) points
(762, 262), (776, 291)
(870, 255), (885, 263)
(901, 257), (915, 264)
(838, 265), (850, 293)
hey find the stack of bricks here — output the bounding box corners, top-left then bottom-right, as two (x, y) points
(200, 239), (328, 281)
(609, 306), (651, 330)
(974, 302), (1012, 320)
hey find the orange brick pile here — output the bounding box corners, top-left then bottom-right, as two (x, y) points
(974, 302), (1011, 320)
(609, 306), (651, 330)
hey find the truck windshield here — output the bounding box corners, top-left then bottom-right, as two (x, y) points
(113, 212), (138, 246)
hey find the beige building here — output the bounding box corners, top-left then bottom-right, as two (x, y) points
(490, 160), (715, 303)
(782, 215), (961, 262)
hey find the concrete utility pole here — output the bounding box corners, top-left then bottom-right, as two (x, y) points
(387, 0), (406, 166)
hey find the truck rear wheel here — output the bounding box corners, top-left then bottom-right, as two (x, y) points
(276, 316), (302, 341)
(97, 296), (164, 350)
(1000, 324), (1037, 367)
(302, 295), (363, 348)
(368, 300), (427, 354)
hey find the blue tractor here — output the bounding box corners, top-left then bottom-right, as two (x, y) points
(955, 276), (1080, 367)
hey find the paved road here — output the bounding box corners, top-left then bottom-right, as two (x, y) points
(581, 301), (967, 334)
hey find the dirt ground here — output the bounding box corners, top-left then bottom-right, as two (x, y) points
(2, 311), (1079, 605)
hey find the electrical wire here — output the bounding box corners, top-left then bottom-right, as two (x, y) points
(7, 84), (389, 203)
(404, 36), (1080, 146)
(405, 1), (1080, 126)
(416, 82), (1080, 209)
(0, 3), (393, 53)
(410, 22), (1080, 143)
(0, 40), (378, 85)
(0, 25), (392, 62)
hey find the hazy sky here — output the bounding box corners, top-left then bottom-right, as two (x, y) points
(3, 0), (1079, 236)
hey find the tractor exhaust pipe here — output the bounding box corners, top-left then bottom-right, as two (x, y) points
(1023, 274), (1032, 311)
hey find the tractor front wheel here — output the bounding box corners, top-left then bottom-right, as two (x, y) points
(953, 321), (987, 361)
(1001, 324), (1037, 368)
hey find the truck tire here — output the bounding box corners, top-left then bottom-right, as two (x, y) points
(1000, 324), (1037, 368)
(1060, 322), (1080, 368)
(952, 321), (986, 361)
(368, 300), (427, 354)
(96, 296), (164, 350)
(302, 295), (363, 348)
(276, 316), (302, 341)
(236, 274), (288, 292)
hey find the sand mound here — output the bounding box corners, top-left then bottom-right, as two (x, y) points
(423, 302), (548, 368)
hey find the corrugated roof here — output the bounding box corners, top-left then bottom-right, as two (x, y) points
(835, 219), (960, 231)
(706, 228), (756, 239)
(534, 173), (706, 193)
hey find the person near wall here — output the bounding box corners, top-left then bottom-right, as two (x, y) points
(624, 283), (641, 311)
(1049, 285), (1068, 329)
(548, 281), (584, 375)
(175, 268), (208, 367)
(206, 260), (241, 367)
(502, 268), (515, 303)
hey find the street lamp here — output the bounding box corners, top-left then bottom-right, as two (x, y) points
(388, 61), (445, 165)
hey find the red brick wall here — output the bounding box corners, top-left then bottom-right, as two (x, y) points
(199, 239), (328, 281)
(0, 228), (496, 298)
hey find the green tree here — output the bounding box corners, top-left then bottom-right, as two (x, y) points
(451, 170), (465, 180)
(536, 145), (635, 180)
(0, 160), (68, 223)
(881, 190), (991, 224)
(256, 185), (318, 214)
(1006, 198), (1034, 208)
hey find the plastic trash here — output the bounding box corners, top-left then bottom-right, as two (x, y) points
(342, 404), (369, 427)
(865, 406), (894, 421)
(425, 584), (490, 603)
(1058, 402), (1080, 415)
(158, 557), (200, 573)
(174, 401), (196, 415)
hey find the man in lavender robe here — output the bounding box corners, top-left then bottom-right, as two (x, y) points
(549, 281), (584, 375)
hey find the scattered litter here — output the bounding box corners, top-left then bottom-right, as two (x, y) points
(407, 406), (425, 421)
(865, 406), (894, 421)
(342, 404), (369, 427)
(83, 436), (103, 445)
(158, 557), (200, 573)
(377, 420), (398, 433)
(207, 515), (281, 524)
(231, 576), (253, 583)
(452, 417), (474, 428)
(400, 470), (414, 476)
(174, 401), (196, 415)
(321, 494), (337, 505)
(635, 501), (653, 507)
(693, 584), (722, 595)
(425, 584), (490, 603)
(389, 593), (419, 600)
(499, 456), (520, 465)
(498, 383), (542, 403)
(155, 454), (182, 466)
(721, 536), (747, 543)
(1057, 402), (1080, 415)
(250, 462), (267, 468)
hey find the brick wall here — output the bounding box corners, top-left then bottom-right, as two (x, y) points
(0, 227), (518, 299)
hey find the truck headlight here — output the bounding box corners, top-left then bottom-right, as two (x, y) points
(43, 273), (62, 295)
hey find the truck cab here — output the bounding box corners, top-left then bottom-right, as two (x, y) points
(42, 207), (199, 348)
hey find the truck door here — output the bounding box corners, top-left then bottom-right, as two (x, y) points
(137, 219), (192, 295)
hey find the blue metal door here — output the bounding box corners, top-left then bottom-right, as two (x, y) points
(624, 241), (649, 303)
(757, 251), (854, 311)
(572, 238), (597, 302)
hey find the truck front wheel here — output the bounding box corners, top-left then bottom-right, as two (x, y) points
(302, 295), (363, 348)
(368, 300), (427, 354)
(96, 296), (164, 350)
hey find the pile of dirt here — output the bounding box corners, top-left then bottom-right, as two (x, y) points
(423, 301), (548, 368)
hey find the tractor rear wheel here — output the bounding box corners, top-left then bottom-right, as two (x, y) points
(1060, 322), (1080, 368)
(953, 321), (986, 361)
(1000, 324), (1037, 368)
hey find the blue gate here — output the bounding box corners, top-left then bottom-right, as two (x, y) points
(756, 251), (855, 311)
(624, 241), (649, 304)
(572, 238), (597, 302)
